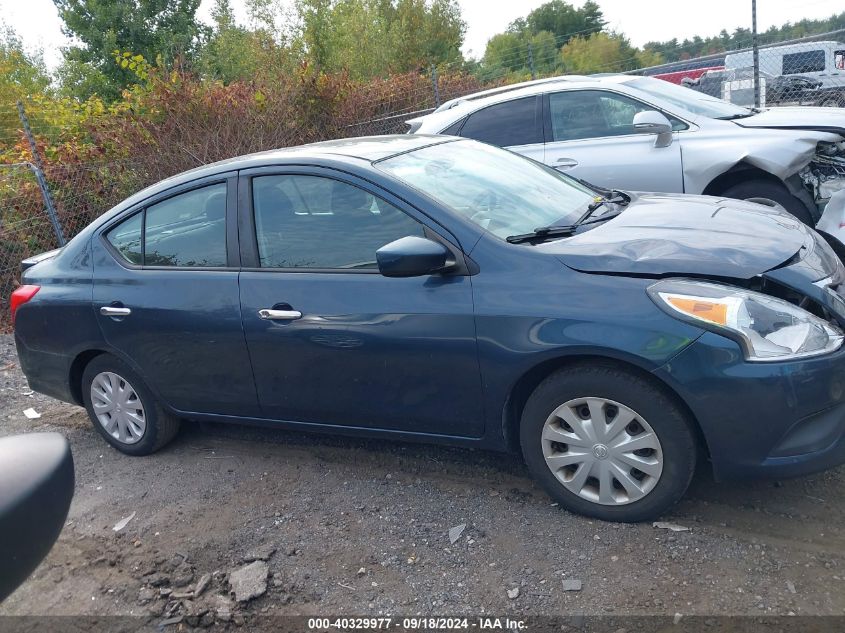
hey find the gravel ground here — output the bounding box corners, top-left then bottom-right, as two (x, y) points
(1, 333), (844, 627)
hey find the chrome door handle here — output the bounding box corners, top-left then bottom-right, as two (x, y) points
(100, 306), (131, 317)
(259, 308), (302, 321)
(555, 158), (579, 168)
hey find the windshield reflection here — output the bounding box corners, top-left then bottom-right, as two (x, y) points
(377, 140), (597, 240)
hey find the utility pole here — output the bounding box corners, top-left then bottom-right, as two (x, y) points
(752, 0), (761, 108)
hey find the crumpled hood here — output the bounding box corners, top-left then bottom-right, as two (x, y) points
(734, 107), (845, 135)
(540, 193), (819, 280)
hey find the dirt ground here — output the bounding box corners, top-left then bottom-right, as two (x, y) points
(1, 333), (844, 629)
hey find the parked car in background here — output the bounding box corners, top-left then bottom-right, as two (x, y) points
(407, 75), (845, 225)
(12, 136), (845, 522)
(689, 66), (845, 109)
(725, 41), (845, 97)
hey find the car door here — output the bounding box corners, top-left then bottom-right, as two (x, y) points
(455, 95), (545, 163)
(92, 173), (260, 417)
(542, 89), (684, 193)
(237, 167), (484, 436)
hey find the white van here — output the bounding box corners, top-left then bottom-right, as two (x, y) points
(725, 41), (845, 89)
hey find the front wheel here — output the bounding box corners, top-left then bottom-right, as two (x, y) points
(520, 363), (697, 522)
(82, 354), (180, 456)
(721, 179), (813, 225)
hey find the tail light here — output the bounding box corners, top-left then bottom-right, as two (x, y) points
(10, 285), (40, 325)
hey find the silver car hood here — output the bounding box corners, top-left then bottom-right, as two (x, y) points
(734, 107), (845, 135)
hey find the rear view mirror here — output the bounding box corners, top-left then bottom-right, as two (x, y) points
(0, 433), (74, 602)
(376, 236), (451, 278)
(632, 110), (673, 148)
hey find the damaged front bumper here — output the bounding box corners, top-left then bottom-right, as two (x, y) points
(800, 140), (845, 212)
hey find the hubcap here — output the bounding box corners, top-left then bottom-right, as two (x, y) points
(541, 397), (663, 506)
(90, 371), (146, 444)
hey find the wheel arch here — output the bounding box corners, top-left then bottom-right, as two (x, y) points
(701, 161), (783, 197)
(68, 349), (108, 406)
(501, 354), (712, 465)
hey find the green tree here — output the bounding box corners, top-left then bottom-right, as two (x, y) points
(0, 27), (52, 134)
(480, 29), (561, 80)
(511, 0), (604, 44)
(560, 31), (638, 74)
(641, 11), (845, 63)
(0, 27), (51, 103)
(293, 0), (465, 78)
(53, 0), (207, 100)
(198, 0), (289, 83)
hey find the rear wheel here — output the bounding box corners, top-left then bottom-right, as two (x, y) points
(721, 179), (813, 225)
(520, 363), (697, 522)
(82, 355), (180, 456)
(818, 94), (845, 108)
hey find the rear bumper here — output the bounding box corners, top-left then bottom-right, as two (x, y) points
(655, 331), (845, 480)
(14, 333), (76, 405)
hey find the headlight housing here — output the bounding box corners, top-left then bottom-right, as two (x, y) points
(648, 279), (844, 361)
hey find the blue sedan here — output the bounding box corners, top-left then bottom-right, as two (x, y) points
(12, 135), (845, 521)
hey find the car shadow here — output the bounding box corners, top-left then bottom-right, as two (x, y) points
(175, 418), (844, 527)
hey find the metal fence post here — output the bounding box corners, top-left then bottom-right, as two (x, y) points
(528, 42), (537, 80)
(431, 65), (440, 109)
(751, 0), (761, 108)
(16, 100), (65, 246)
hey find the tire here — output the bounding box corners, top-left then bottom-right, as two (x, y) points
(721, 179), (813, 225)
(81, 354), (180, 456)
(818, 94), (845, 108)
(519, 363), (697, 522)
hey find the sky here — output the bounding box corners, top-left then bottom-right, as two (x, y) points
(1, 0), (844, 70)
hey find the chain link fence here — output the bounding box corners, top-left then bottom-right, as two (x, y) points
(1, 29), (844, 329)
(635, 29), (845, 108)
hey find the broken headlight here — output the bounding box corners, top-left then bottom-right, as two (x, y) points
(648, 279), (843, 361)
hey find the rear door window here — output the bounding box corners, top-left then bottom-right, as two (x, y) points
(105, 182), (228, 267)
(459, 96), (541, 147)
(106, 212), (142, 265)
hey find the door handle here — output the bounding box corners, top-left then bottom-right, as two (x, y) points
(555, 158), (579, 169)
(100, 306), (131, 317)
(259, 308), (302, 321)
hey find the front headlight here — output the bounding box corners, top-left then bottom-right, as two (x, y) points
(648, 279), (844, 361)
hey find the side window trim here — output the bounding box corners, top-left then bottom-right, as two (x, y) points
(237, 166), (469, 274)
(100, 173), (237, 270)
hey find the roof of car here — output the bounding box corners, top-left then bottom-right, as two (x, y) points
(105, 135), (451, 219)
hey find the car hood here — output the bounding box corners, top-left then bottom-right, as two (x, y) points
(733, 107), (845, 135)
(539, 193), (820, 280)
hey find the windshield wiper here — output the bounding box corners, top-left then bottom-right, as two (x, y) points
(716, 111), (755, 120)
(506, 192), (631, 244)
(506, 225), (578, 244)
(575, 191), (631, 225)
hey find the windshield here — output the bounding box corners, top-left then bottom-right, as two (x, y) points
(376, 140), (597, 240)
(627, 77), (752, 119)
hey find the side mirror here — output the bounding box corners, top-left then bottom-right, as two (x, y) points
(632, 110), (673, 148)
(0, 433), (74, 602)
(376, 236), (451, 278)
